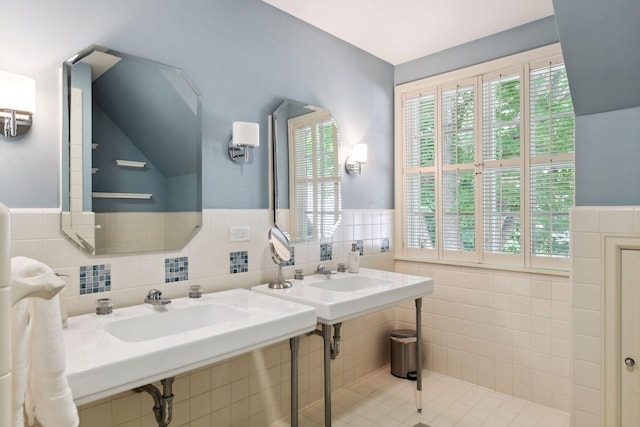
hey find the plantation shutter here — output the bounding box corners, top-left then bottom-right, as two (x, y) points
(289, 112), (340, 241)
(315, 118), (340, 239)
(292, 123), (313, 240)
(529, 60), (574, 266)
(441, 82), (477, 259)
(482, 71), (523, 263)
(404, 92), (437, 254)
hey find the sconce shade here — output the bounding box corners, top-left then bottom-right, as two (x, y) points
(0, 70), (36, 114)
(345, 143), (368, 175)
(232, 121), (259, 148)
(0, 70), (36, 138)
(229, 121), (259, 163)
(351, 143), (368, 163)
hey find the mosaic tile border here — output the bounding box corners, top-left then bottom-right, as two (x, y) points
(320, 243), (333, 261)
(381, 237), (390, 253)
(230, 251), (248, 274)
(79, 264), (111, 295)
(165, 256), (189, 283)
(282, 246), (295, 266)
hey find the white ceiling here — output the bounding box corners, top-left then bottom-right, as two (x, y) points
(261, 0), (554, 65)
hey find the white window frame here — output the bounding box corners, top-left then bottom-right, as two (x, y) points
(394, 44), (573, 272)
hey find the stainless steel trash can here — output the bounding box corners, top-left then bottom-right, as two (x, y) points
(390, 329), (417, 380)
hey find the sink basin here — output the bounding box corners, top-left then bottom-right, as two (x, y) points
(309, 276), (391, 292)
(252, 268), (434, 324)
(104, 303), (247, 342)
(64, 288), (316, 405)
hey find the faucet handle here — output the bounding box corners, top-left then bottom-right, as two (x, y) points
(147, 289), (162, 300)
(315, 264), (327, 272)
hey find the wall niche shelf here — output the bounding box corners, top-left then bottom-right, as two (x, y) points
(92, 192), (152, 200)
(115, 159), (146, 168)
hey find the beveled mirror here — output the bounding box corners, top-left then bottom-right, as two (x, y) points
(272, 99), (341, 242)
(61, 46), (202, 254)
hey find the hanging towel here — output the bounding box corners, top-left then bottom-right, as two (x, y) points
(10, 256), (79, 427)
(11, 298), (28, 427)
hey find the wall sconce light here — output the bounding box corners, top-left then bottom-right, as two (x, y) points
(228, 121), (259, 163)
(0, 70), (36, 139)
(345, 143), (368, 175)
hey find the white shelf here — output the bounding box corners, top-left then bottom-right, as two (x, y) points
(92, 192), (152, 200)
(115, 160), (146, 168)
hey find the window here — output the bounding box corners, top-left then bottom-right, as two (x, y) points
(289, 111), (341, 241)
(396, 45), (574, 270)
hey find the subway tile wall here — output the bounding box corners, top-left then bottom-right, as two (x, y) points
(395, 260), (572, 414)
(9, 208), (395, 426)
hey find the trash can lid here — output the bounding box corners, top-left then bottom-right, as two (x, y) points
(390, 329), (416, 338)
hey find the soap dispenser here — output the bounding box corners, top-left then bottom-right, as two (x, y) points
(347, 243), (360, 273)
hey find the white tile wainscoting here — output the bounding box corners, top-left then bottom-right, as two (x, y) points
(9, 207), (575, 426)
(570, 206), (640, 427)
(8, 208), (396, 426)
(395, 261), (572, 414)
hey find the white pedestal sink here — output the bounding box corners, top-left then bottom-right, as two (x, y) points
(252, 267), (434, 324)
(64, 288), (317, 405)
(252, 268), (434, 427)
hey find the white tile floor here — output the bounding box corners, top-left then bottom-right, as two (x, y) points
(278, 367), (570, 427)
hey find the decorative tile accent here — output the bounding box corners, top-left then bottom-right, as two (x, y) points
(282, 246), (295, 266)
(79, 264), (111, 295)
(165, 256), (189, 283)
(381, 237), (390, 253)
(356, 240), (364, 256)
(230, 251), (248, 274)
(320, 243), (332, 261)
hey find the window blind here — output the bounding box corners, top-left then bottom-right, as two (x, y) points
(482, 73), (522, 255)
(529, 62), (574, 259)
(406, 94), (436, 168)
(405, 173), (436, 249)
(291, 115), (340, 241)
(404, 93), (437, 251)
(442, 84), (476, 254)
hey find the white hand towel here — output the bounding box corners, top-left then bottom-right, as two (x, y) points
(10, 256), (79, 427)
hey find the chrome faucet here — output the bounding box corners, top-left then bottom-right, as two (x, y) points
(314, 264), (335, 276)
(144, 289), (171, 306)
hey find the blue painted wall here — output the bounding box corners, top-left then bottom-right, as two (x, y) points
(395, 16), (559, 85)
(553, 0), (640, 205)
(0, 0), (394, 210)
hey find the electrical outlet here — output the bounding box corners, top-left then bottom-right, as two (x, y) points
(229, 226), (250, 242)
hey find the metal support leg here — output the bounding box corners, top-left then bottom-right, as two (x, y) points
(290, 336), (300, 427)
(415, 297), (423, 413)
(322, 324), (332, 427)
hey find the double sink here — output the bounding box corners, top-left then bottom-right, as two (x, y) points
(64, 268), (433, 405)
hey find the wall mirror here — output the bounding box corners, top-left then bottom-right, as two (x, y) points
(272, 99), (341, 242)
(61, 45), (202, 255)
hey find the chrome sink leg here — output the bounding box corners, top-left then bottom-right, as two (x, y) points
(290, 336), (300, 427)
(415, 297), (423, 413)
(322, 323), (332, 427)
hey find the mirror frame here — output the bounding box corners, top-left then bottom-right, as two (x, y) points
(61, 45), (202, 255)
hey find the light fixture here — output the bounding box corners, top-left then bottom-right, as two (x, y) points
(0, 70), (36, 139)
(228, 121), (259, 163)
(345, 143), (368, 175)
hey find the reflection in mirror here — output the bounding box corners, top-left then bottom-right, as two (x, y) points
(272, 100), (341, 242)
(268, 227), (292, 289)
(61, 46), (202, 254)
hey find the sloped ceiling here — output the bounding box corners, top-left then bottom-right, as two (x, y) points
(553, 0), (640, 116)
(92, 55), (200, 177)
